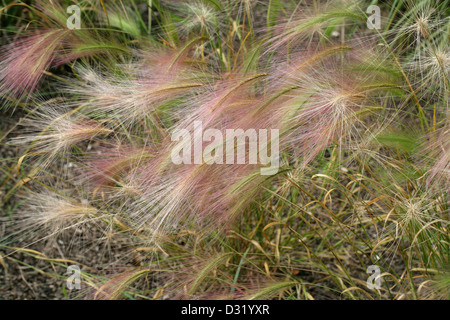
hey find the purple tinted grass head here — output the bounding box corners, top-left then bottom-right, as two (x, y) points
(266, 41), (396, 167)
(82, 145), (154, 190)
(0, 29), (71, 101)
(0, 0), (133, 105)
(0, 26), (105, 103)
(120, 80), (276, 236)
(67, 49), (207, 127)
(174, 71), (268, 129)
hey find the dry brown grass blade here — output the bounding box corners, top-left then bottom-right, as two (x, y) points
(293, 45), (353, 72)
